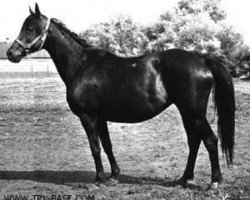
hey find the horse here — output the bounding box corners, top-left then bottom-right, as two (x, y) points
(7, 4), (235, 188)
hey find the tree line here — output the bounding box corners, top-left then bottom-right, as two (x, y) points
(80, 0), (250, 75)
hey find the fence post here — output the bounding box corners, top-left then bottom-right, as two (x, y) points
(47, 65), (49, 77)
(31, 65), (33, 78)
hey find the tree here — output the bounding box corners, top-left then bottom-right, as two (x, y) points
(80, 15), (148, 56)
(143, 20), (176, 52)
(144, 2), (222, 54)
(176, 0), (226, 22)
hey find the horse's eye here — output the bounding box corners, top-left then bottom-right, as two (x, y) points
(27, 26), (34, 32)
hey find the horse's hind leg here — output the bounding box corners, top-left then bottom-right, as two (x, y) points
(173, 66), (222, 186)
(201, 119), (222, 184)
(177, 114), (202, 184)
(178, 112), (222, 185)
(97, 119), (120, 178)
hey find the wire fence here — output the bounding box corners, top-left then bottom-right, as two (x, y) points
(0, 59), (59, 78)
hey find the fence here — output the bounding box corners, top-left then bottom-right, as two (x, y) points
(0, 59), (58, 78)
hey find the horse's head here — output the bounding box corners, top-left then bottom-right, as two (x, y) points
(7, 3), (50, 63)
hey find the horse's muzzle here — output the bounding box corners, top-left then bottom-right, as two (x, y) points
(6, 48), (23, 63)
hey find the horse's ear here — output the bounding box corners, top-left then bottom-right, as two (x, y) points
(29, 6), (35, 15)
(35, 3), (41, 17)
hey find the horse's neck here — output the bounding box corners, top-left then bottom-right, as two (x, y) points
(44, 24), (85, 84)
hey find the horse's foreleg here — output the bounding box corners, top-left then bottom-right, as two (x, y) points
(80, 115), (106, 183)
(97, 119), (120, 178)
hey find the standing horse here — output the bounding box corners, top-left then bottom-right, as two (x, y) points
(7, 4), (235, 187)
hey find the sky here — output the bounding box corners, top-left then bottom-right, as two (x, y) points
(1, 0), (250, 45)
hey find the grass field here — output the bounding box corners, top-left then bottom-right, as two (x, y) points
(0, 74), (249, 200)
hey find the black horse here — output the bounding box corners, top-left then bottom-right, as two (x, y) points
(7, 4), (235, 187)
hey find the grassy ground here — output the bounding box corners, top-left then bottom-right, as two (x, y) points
(0, 75), (249, 200)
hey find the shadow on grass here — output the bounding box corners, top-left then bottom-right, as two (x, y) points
(0, 170), (202, 190)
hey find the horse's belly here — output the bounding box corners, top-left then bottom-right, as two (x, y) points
(102, 104), (169, 123)
(101, 76), (171, 123)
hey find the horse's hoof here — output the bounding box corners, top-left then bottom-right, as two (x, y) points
(211, 182), (219, 189)
(176, 178), (188, 188)
(105, 178), (119, 186)
(110, 173), (120, 180)
(111, 168), (121, 179)
(95, 176), (118, 187)
(94, 181), (101, 187)
(206, 182), (219, 190)
(94, 176), (107, 186)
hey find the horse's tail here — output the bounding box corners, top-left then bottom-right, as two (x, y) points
(205, 56), (235, 166)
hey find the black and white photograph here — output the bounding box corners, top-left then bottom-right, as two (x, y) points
(0, 0), (249, 199)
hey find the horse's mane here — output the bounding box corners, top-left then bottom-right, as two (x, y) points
(51, 18), (91, 48)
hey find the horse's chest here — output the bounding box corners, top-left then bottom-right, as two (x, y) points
(67, 82), (99, 116)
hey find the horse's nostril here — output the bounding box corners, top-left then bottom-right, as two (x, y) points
(6, 50), (13, 58)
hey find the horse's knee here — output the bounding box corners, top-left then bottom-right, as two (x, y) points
(204, 137), (218, 152)
(193, 118), (205, 128)
(90, 145), (101, 157)
(185, 117), (206, 134)
(187, 118), (218, 152)
(202, 129), (218, 153)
